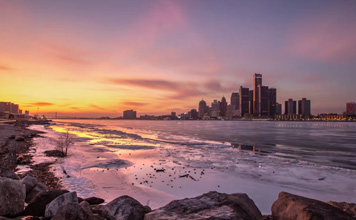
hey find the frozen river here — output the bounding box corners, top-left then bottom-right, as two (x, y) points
(29, 120), (356, 214)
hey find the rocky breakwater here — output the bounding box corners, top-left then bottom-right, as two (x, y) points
(1, 175), (355, 220)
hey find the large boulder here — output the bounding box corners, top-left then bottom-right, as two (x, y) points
(98, 195), (151, 220)
(44, 191), (78, 218)
(327, 201), (356, 218)
(21, 176), (38, 193)
(24, 190), (69, 216)
(145, 191), (262, 220)
(26, 182), (48, 203)
(271, 192), (355, 220)
(51, 202), (97, 220)
(0, 177), (26, 217)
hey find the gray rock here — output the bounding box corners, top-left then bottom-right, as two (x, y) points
(272, 192), (355, 220)
(99, 195), (150, 220)
(26, 182), (48, 203)
(80, 201), (93, 214)
(21, 176), (38, 193)
(0, 170), (20, 180)
(327, 201), (356, 218)
(145, 191), (262, 220)
(51, 202), (96, 220)
(0, 177), (26, 217)
(25, 190), (69, 216)
(44, 191), (78, 218)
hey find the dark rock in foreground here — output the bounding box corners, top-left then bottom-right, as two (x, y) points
(272, 192), (355, 220)
(98, 195), (151, 220)
(45, 191), (78, 219)
(145, 191), (263, 220)
(51, 202), (97, 220)
(327, 201), (356, 218)
(0, 177), (26, 217)
(24, 190), (69, 216)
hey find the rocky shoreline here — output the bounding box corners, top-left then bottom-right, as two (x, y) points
(0, 123), (355, 220)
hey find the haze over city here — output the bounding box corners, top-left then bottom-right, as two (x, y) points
(1, 0), (356, 117)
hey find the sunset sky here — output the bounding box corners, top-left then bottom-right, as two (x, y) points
(1, 0), (356, 117)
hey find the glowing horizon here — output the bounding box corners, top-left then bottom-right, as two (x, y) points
(1, 1), (356, 117)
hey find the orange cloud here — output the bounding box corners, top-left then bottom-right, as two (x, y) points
(27, 102), (54, 107)
(121, 102), (148, 107)
(0, 64), (14, 71)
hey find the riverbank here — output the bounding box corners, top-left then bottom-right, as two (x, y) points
(0, 123), (62, 189)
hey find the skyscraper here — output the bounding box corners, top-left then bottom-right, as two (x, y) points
(285, 99), (297, 115)
(259, 85), (269, 116)
(230, 93), (239, 111)
(239, 86), (250, 117)
(219, 96), (227, 117)
(253, 73), (262, 116)
(298, 98), (311, 118)
(210, 100), (220, 118)
(249, 90), (254, 114)
(198, 99), (207, 118)
(269, 88), (277, 118)
(276, 103), (282, 115)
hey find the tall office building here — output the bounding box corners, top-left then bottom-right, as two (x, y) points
(253, 73), (262, 116)
(239, 86), (250, 117)
(219, 96), (227, 117)
(249, 90), (254, 114)
(276, 103), (282, 115)
(230, 93), (239, 111)
(346, 102), (356, 115)
(259, 85), (269, 116)
(198, 99), (207, 118)
(123, 110), (137, 119)
(285, 99), (297, 115)
(210, 100), (220, 118)
(298, 98), (311, 118)
(269, 88), (277, 117)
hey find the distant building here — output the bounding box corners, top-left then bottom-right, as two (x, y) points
(285, 99), (297, 115)
(123, 110), (136, 119)
(171, 112), (177, 120)
(259, 85), (269, 117)
(0, 102), (11, 113)
(276, 103), (282, 115)
(253, 73), (262, 116)
(19, 109), (23, 114)
(219, 96), (227, 117)
(298, 98), (311, 118)
(189, 109), (198, 120)
(239, 86), (250, 117)
(25, 110), (29, 116)
(269, 88), (277, 118)
(230, 93), (239, 111)
(249, 90), (254, 114)
(198, 99), (208, 119)
(11, 104), (19, 114)
(346, 102), (356, 116)
(210, 100), (220, 118)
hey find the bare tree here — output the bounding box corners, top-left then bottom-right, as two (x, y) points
(55, 129), (74, 157)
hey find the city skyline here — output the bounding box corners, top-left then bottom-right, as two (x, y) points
(1, 1), (356, 117)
